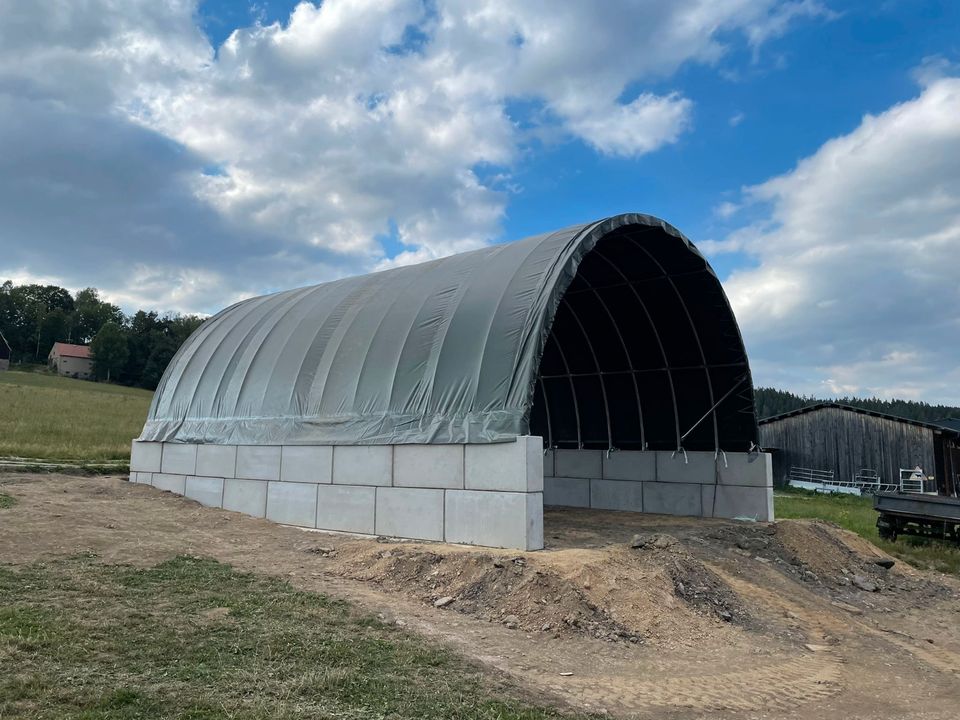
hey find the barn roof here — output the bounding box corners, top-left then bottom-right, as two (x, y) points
(759, 402), (960, 437)
(50, 342), (92, 359)
(141, 213), (757, 448)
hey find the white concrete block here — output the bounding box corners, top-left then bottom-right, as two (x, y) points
(543, 476), (590, 507)
(717, 452), (772, 487)
(160, 443), (197, 475)
(589, 479), (644, 512)
(656, 451), (716, 484)
(375, 487), (444, 541)
(222, 478), (268, 518)
(464, 437), (542, 492)
(643, 482), (701, 517)
(185, 476), (224, 508)
(236, 446), (281, 481)
(543, 449), (555, 478)
(281, 446), (333, 484)
(554, 449), (602, 479)
(703, 484), (774, 521)
(151, 473), (186, 495)
(266, 481), (318, 528)
(333, 445), (392, 486)
(602, 450), (656, 482)
(445, 490), (543, 550)
(316, 484), (376, 534)
(129, 471), (150, 484)
(130, 441), (162, 473)
(394, 444), (463, 489)
(196, 445), (237, 478)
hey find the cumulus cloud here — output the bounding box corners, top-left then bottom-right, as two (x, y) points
(0, 0), (824, 313)
(716, 75), (960, 404)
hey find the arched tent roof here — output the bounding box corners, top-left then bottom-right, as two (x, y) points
(141, 213), (758, 450)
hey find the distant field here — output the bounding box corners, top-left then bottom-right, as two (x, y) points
(0, 370), (152, 463)
(775, 488), (960, 576)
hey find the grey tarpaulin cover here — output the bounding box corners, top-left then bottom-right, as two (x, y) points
(140, 213), (757, 448)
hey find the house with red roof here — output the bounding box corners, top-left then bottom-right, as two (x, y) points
(48, 342), (94, 380)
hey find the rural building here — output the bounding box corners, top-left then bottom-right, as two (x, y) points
(0, 330), (10, 372)
(48, 342), (94, 379)
(759, 403), (960, 496)
(130, 213), (773, 550)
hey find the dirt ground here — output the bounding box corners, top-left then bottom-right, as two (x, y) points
(2, 473), (959, 719)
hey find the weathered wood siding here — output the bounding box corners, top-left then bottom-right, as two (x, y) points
(759, 407), (936, 486)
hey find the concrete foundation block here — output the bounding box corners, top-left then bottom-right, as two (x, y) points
(656, 451), (716, 484)
(196, 445), (237, 478)
(703, 484), (774, 521)
(717, 452), (772, 487)
(130, 441), (162, 473)
(152, 473), (186, 495)
(185, 476), (224, 508)
(266, 481), (318, 527)
(333, 445), (393, 486)
(281, 446), (333, 484)
(590, 479), (644, 512)
(602, 450), (656, 482)
(643, 481), (701, 517)
(445, 490), (543, 550)
(543, 449), (555, 478)
(375, 487), (444, 541)
(222, 478), (268, 518)
(465, 436), (542, 492)
(160, 443), (197, 476)
(394, 444), (464, 489)
(316, 484), (376, 534)
(543, 476), (590, 508)
(236, 446), (281, 481)
(130, 472), (153, 484)
(554, 449), (602, 479)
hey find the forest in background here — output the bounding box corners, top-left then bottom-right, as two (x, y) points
(754, 387), (960, 423)
(0, 281), (203, 389)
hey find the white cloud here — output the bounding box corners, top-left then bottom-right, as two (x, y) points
(0, 0), (827, 313)
(717, 75), (960, 404)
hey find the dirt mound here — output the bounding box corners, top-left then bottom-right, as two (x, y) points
(328, 534), (752, 646)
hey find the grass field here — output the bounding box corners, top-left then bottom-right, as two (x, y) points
(0, 370), (152, 463)
(0, 554), (587, 720)
(775, 488), (960, 576)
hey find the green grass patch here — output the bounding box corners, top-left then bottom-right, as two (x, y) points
(0, 371), (152, 462)
(0, 493), (15, 509)
(0, 556), (592, 720)
(775, 488), (960, 576)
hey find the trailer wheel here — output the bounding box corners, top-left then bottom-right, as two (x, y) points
(877, 515), (897, 542)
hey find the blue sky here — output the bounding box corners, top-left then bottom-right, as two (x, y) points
(1, 1), (958, 402)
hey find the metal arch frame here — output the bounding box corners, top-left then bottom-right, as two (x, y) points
(536, 377), (554, 448)
(623, 230), (721, 452)
(544, 332), (583, 448)
(589, 249), (683, 450)
(570, 271), (647, 450)
(560, 297), (614, 451)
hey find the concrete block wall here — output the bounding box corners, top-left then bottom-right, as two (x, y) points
(544, 449), (773, 521)
(129, 436), (544, 550)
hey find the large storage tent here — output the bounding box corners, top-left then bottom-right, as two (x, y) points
(131, 214), (773, 550)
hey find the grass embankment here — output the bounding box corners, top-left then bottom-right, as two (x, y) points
(775, 488), (960, 576)
(0, 371), (152, 463)
(0, 555), (587, 720)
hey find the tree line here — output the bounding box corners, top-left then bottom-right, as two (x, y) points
(0, 281), (204, 389)
(754, 386), (960, 423)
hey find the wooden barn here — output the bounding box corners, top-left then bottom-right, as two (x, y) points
(759, 403), (960, 496)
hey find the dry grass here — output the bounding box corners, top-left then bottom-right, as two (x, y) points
(0, 371), (152, 463)
(0, 555), (591, 720)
